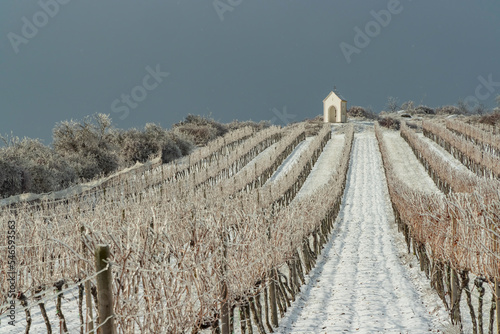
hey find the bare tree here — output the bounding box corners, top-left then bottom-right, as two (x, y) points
(401, 100), (415, 114)
(386, 96), (400, 112)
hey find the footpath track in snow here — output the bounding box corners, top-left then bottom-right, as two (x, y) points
(382, 131), (441, 195)
(268, 137), (313, 184)
(295, 132), (345, 200)
(277, 127), (442, 333)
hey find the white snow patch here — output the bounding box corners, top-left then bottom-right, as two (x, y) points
(295, 133), (345, 200)
(382, 130), (441, 194)
(234, 141), (280, 178)
(267, 137), (313, 184)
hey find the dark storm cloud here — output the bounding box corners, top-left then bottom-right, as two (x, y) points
(1, 0), (499, 144)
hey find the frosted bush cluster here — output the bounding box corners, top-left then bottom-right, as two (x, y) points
(0, 113), (266, 198)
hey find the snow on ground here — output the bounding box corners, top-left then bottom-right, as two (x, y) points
(295, 132), (345, 200)
(382, 130), (441, 195)
(234, 141), (280, 178)
(267, 137), (314, 184)
(276, 126), (449, 333)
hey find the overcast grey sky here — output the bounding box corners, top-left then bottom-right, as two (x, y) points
(1, 0), (499, 144)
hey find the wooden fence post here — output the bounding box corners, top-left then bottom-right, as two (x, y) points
(450, 268), (460, 324)
(95, 245), (116, 334)
(85, 280), (95, 334)
(269, 269), (278, 328)
(496, 278), (500, 334)
(220, 230), (230, 334)
(221, 282), (230, 334)
(81, 226), (95, 334)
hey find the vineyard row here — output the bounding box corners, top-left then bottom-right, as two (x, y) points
(376, 122), (500, 327)
(400, 121), (477, 193)
(423, 120), (500, 179)
(1, 124), (354, 333)
(446, 119), (500, 158)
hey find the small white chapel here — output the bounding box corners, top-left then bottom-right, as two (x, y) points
(323, 89), (347, 123)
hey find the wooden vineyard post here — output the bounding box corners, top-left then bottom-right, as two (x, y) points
(269, 269), (278, 328)
(266, 219), (278, 329)
(450, 268), (460, 324)
(95, 245), (116, 334)
(496, 278), (500, 334)
(85, 280), (95, 334)
(450, 213), (461, 325)
(494, 220), (500, 334)
(220, 229), (230, 334)
(81, 226), (95, 334)
(221, 282), (230, 334)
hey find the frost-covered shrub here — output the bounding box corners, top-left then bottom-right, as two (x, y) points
(347, 106), (377, 119)
(183, 114), (228, 137)
(53, 114), (119, 180)
(173, 115), (231, 145)
(378, 117), (401, 130)
(226, 120), (270, 131)
(113, 123), (194, 166)
(435, 105), (461, 115)
(0, 113), (268, 198)
(168, 132), (194, 156)
(173, 123), (218, 146)
(0, 159), (25, 198)
(415, 105), (435, 115)
(0, 138), (77, 197)
(478, 111), (500, 126)
(161, 138), (182, 163)
(116, 128), (160, 165)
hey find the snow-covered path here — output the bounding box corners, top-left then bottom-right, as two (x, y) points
(277, 129), (440, 333)
(382, 131), (441, 195)
(295, 132), (345, 200)
(268, 137), (313, 184)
